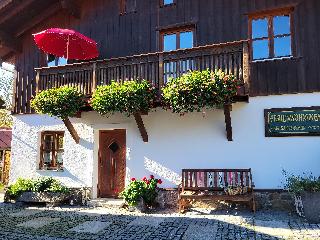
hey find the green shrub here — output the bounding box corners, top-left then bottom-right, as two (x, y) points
(91, 80), (157, 116)
(283, 171), (320, 195)
(162, 69), (241, 114)
(31, 86), (86, 119)
(6, 177), (69, 200)
(120, 175), (162, 207)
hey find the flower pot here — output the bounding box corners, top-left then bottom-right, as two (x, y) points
(300, 191), (320, 223)
(17, 192), (69, 206)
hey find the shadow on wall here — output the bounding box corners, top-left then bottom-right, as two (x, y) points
(144, 157), (181, 185)
(36, 167), (88, 188)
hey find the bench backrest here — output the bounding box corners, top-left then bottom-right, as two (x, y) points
(181, 168), (253, 191)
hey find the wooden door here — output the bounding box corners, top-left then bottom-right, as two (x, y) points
(98, 130), (126, 198)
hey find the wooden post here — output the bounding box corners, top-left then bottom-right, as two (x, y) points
(134, 113), (148, 142)
(11, 71), (17, 114)
(35, 70), (40, 94)
(242, 41), (250, 95)
(62, 117), (80, 144)
(92, 62), (97, 93)
(158, 52), (164, 88)
(224, 104), (233, 141)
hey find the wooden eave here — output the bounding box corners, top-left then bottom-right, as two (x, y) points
(0, 0), (82, 61)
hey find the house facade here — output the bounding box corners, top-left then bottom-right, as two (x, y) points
(0, 0), (319, 198)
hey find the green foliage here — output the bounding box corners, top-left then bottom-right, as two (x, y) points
(0, 182), (5, 191)
(31, 86), (86, 119)
(283, 170), (320, 195)
(6, 177), (69, 200)
(91, 80), (157, 116)
(162, 69), (241, 114)
(120, 175), (162, 207)
(0, 109), (12, 127)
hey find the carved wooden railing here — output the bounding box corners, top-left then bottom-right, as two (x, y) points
(35, 40), (250, 96)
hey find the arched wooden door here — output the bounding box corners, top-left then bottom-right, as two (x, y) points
(98, 130), (126, 198)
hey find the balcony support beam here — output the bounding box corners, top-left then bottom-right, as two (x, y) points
(62, 118), (80, 144)
(134, 113), (148, 142)
(224, 103), (233, 141)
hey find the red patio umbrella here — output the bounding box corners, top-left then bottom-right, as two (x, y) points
(33, 28), (99, 60)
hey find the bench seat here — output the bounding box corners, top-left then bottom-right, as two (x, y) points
(178, 168), (256, 213)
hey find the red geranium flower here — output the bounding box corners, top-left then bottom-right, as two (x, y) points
(142, 177), (147, 181)
(150, 175), (154, 179)
(157, 179), (162, 184)
(145, 180), (150, 184)
(131, 178), (136, 181)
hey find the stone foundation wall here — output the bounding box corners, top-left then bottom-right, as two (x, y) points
(157, 189), (295, 212)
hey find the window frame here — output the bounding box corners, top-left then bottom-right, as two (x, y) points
(160, 26), (195, 51)
(39, 131), (65, 171)
(160, 0), (176, 7)
(248, 7), (295, 61)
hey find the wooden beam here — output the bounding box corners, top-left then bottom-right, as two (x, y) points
(134, 113), (148, 142)
(0, 0), (36, 25)
(60, 0), (81, 19)
(0, 30), (21, 52)
(224, 104), (233, 141)
(15, 2), (61, 37)
(62, 118), (80, 144)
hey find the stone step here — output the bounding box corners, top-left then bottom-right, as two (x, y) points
(88, 198), (125, 208)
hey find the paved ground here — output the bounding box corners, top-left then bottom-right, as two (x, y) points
(0, 194), (319, 239)
(1, 204), (320, 239)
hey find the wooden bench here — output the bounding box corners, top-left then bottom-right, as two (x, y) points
(178, 168), (256, 213)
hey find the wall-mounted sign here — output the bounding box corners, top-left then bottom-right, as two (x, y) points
(265, 107), (320, 137)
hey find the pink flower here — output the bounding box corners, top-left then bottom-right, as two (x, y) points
(131, 178), (136, 181)
(150, 175), (154, 179)
(157, 179), (162, 184)
(142, 177), (147, 182)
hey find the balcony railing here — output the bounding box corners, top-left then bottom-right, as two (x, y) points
(35, 40), (250, 97)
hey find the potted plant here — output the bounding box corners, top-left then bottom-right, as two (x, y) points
(283, 171), (320, 223)
(120, 175), (162, 212)
(5, 177), (70, 206)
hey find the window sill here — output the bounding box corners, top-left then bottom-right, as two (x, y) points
(251, 56), (302, 63)
(37, 168), (64, 172)
(160, 3), (176, 8)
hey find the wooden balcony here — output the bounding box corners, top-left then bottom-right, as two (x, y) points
(34, 40), (250, 99)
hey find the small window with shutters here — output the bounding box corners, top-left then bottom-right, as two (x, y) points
(120, 0), (137, 15)
(39, 131), (64, 170)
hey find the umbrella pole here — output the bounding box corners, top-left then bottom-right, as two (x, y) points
(67, 35), (70, 60)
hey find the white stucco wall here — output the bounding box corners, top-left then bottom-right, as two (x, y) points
(9, 93), (320, 197)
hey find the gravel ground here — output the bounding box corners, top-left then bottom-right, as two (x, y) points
(0, 202), (319, 240)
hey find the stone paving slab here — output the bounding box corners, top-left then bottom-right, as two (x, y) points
(68, 220), (112, 234)
(0, 203), (320, 239)
(17, 217), (61, 229)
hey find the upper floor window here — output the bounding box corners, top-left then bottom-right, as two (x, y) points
(120, 0), (136, 15)
(249, 8), (293, 61)
(39, 131), (64, 170)
(47, 54), (67, 67)
(161, 28), (194, 51)
(160, 0), (175, 6)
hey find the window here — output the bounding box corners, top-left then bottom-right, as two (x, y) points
(39, 131), (64, 170)
(160, 27), (195, 83)
(47, 54), (67, 67)
(160, 0), (175, 6)
(120, 0), (136, 15)
(249, 8), (293, 60)
(161, 28), (194, 51)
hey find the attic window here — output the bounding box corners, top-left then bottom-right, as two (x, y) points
(160, 0), (176, 7)
(249, 7), (294, 60)
(120, 0), (136, 15)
